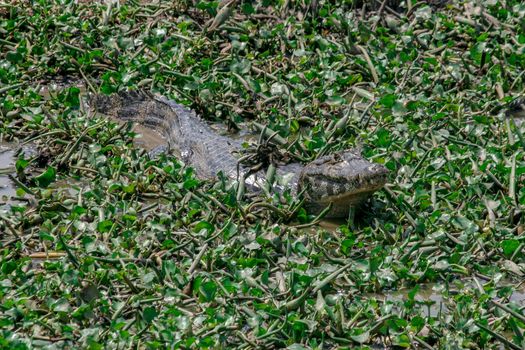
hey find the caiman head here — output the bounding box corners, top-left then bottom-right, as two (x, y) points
(297, 151), (388, 218)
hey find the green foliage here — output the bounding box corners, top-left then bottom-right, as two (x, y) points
(0, 0), (524, 349)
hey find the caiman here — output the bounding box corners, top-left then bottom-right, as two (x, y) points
(90, 91), (388, 218)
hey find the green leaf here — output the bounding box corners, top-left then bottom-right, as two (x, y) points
(407, 285), (420, 301)
(451, 215), (478, 235)
(183, 178), (199, 190)
(469, 42), (486, 64)
(194, 220), (214, 234)
(122, 183), (135, 194)
(501, 239), (520, 257)
(341, 238), (355, 254)
(199, 280), (217, 302)
(378, 94), (396, 108)
(15, 158), (29, 172)
(410, 316), (425, 332)
(63, 87), (80, 107)
(376, 128), (391, 147)
(393, 333), (411, 347)
(350, 329), (370, 343)
(35, 166), (56, 188)
(241, 3), (254, 14)
(296, 207), (308, 223)
(72, 205), (87, 215)
(97, 220), (113, 233)
(143, 306), (158, 323)
(6, 51), (23, 64)
(222, 221), (237, 239)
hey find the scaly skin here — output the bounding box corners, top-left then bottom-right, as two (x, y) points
(90, 91), (389, 218)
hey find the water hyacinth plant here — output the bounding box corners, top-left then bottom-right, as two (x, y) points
(0, 0), (524, 348)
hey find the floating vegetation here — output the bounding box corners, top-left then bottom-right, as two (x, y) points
(1, 1), (524, 348)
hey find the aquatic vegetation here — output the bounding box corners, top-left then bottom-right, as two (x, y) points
(0, 1), (524, 348)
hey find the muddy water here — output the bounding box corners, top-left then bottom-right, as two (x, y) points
(366, 279), (525, 319)
(0, 144), (19, 206)
(316, 218), (347, 232)
(366, 283), (447, 317)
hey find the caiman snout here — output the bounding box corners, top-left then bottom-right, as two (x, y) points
(298, 151), (388, 218)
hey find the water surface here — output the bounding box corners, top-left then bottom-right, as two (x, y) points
(0, 144), (18, 206)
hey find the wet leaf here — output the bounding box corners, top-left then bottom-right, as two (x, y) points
(501, 239), (520, 257)
(143, 307), (158, 324)
(350, 329), (370, 344)
(34, 166), (56, 188)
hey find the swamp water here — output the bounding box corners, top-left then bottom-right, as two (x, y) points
(366, 280), (525, 317)
(0, 143), (20, 206)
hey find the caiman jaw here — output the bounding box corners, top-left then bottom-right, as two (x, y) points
(298, 151), (388, 218)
